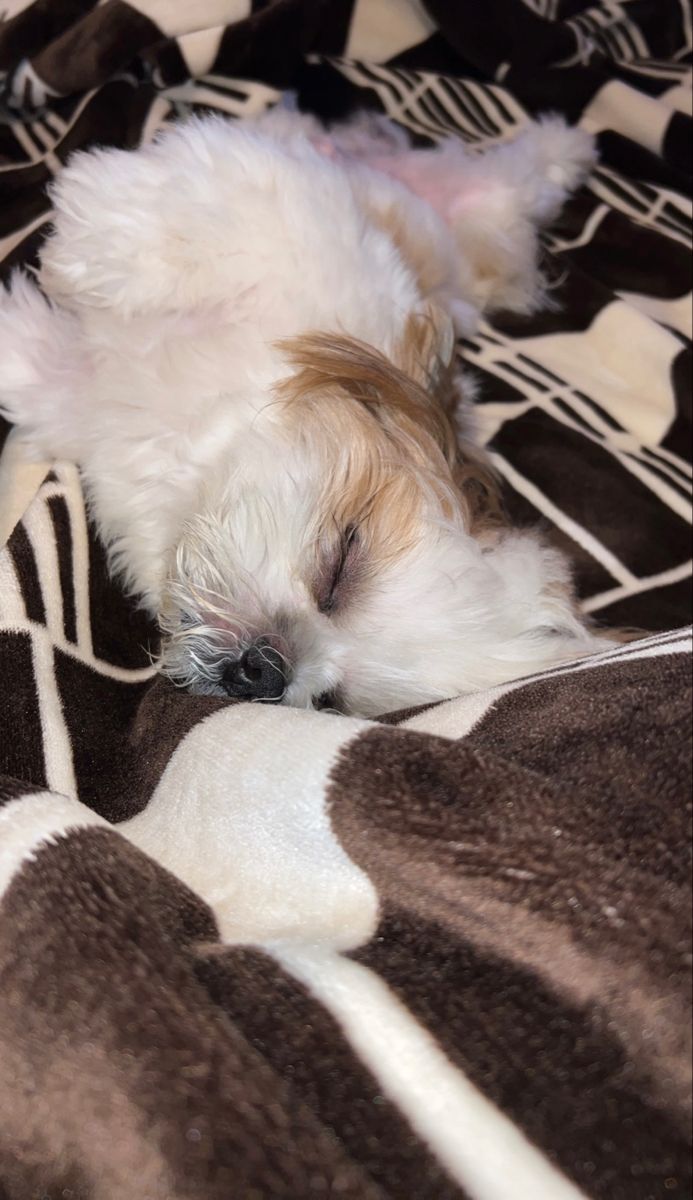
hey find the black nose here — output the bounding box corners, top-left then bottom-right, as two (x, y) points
(221, 640), (287, 702)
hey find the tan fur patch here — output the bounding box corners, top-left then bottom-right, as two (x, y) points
(358, 189), (452, 299)
(396, 309), (505, 535)
(275, 341), (428, 569)
(275, 329), (504, 539)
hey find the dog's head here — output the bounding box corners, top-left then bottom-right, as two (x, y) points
(158, 315), (600, 716)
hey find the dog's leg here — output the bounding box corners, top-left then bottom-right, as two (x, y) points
(433, 120), (596, 313)
(460, 117), (597, 227)
(331, 116), (596, 314)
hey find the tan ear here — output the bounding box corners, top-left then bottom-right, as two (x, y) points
(396, 303), (506, 536)
(395, 301), (455, 394)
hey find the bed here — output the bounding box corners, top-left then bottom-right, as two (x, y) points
(0, 2), (691, 1196)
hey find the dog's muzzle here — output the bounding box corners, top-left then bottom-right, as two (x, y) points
(221, 638), (287, 702)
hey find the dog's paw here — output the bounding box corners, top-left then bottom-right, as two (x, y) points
(514, 116), (597, 222)
(530, 116), (597, 186)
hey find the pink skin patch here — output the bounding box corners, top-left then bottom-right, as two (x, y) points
(309, 133), (493, 227)
(312, 136), (337, 158)
(368, 153), (490, 223)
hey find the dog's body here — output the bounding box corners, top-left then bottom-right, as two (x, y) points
(0, 107), (614, 716)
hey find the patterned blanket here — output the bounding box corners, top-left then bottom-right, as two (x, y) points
(0, 2), (691, 1197)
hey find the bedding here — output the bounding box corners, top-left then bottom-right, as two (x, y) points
(0, 2), (691, 1196)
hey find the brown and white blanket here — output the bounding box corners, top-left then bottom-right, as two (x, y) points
(0, 2), (691, 1197)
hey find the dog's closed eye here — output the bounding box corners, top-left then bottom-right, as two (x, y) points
(316, 525), (359, 615)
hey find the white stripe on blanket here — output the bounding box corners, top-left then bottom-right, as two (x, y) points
(275, 945), (590, 1200)
(124, 703), (379, 950)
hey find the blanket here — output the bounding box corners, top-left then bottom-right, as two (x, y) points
(0, 2), (691, 1197)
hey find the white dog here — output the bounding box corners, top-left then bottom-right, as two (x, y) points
(0, 105), (614, 716)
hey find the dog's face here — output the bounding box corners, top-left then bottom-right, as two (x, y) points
(158, 332), (596, 717)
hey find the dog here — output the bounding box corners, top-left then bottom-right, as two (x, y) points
(0, 104), (615, 717)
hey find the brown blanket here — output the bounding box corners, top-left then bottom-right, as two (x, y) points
(0, 2), (691, 1197)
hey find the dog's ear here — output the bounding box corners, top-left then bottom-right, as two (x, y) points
(277, 327), (505, 536)
(0, 273), (87, 459)
(276, 326), (456, 465)
(395, 301), (455, 396)
(395, 303), (505, 535)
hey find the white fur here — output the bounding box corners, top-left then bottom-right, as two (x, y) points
(0, 108), (609, 717)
